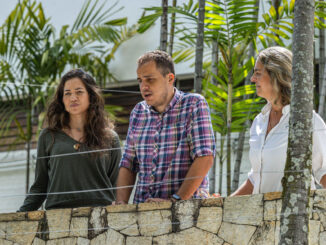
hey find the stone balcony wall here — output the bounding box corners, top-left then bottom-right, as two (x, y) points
(1, 190), (326, 245)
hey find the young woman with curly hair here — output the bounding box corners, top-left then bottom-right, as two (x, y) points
(19, 69), (121, 211)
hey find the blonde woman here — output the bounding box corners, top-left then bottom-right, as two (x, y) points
(232, 47), (326, 196)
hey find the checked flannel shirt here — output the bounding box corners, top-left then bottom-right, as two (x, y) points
(119, 88), (215, 203)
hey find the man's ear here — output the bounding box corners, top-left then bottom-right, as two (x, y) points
(168, 73), (175, 84)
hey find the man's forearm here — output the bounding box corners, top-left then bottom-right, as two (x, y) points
(116, 167), (137, 204)
(176, 155), (213, 200)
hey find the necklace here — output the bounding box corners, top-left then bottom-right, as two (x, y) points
(63, 128), (83, 150)
(73, 143), (80, 150)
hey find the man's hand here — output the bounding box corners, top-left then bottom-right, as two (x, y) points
(112, 200), (127, 205)
(176, 155), (214, 200)
(145, 198), (169, 203)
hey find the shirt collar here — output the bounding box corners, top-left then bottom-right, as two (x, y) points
(149, 87), (182, 114)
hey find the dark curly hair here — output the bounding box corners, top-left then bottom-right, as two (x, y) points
(46, 68), (114, 151)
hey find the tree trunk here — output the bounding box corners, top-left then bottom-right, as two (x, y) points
(318, 0), (325, 119)
(231, 0), (259, 193)
(279, 1), (315, 244)
(194, 0), (205, 93)
(231, 130), (246, 192)
(25, 140), (31, 193)
(160, 0), (168, 51)
(25, 99), (33, 193)
(226, 60), (233, 196)
(218, 135), (225, 194)
(168, 0), (177, 56)
(211, 38), (219, 85)
(209, 38), (219, 194)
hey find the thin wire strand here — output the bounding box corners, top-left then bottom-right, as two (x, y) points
(0, 176), (203, 199)
(0, 82), (141, 94)
(0, 169), (321, 199)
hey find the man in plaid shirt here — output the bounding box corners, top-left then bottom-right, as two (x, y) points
(115, 50), (215, 204)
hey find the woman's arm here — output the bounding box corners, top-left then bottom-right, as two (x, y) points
(18, 130), (49, 212)
(107, 132), (122, 186)
(230, 179), (254, 196)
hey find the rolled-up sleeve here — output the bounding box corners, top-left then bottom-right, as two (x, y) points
(119, 110), (139, 173)
(312, 113), (326, 184)
(189, 97), (216, 160)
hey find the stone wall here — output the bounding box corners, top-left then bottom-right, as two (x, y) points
(1, 190), (326, 245)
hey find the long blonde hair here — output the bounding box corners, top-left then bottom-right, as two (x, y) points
(257, 46), (292, 106)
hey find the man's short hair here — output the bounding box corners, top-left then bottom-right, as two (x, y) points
(137, 50), (175, 76)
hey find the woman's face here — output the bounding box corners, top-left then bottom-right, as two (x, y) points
(62, 78), (90, 118)
(251, 60), (276, 101)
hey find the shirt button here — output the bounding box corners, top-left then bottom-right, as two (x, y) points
(152, 167), (156, 172)
(150, 175), (154, 181)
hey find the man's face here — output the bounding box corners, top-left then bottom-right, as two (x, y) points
(137, 61), (175, 113)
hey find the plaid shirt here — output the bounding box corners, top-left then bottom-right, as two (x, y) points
(120, 88), (215, 203)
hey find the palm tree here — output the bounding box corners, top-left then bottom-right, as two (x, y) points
(160, 0), (168, 51)
(0, 0), (133, 192)
(194, 0), (206, 93)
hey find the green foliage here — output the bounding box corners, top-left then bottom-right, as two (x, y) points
(205, 53), (263, 136)
(0, 0), (133, 150)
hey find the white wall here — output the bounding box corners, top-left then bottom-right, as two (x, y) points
(0, 150), (36, 213)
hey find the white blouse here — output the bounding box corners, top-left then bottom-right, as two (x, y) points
(248, 103), (326, 194)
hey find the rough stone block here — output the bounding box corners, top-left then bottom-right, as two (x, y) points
(138, 210), (172, 236)
(317, 210), (326, 229)
(314, 189), (326, 210)
(106, 204), (137, 213)
(0, 222), (6, 239)
(224, 194), (263, 225)
(120, 223), (139, 236)
(0, 212), (26, 222)
(28, 211), (45, 221)
(174, 200), (200, 230)
(200, 198), (223, 207)
(275, 221), (280, 245)
(90, 228), (124, 245)
(313, 212), (319, 220)
(320, 231), (326, 244)
(153, 227), (224, 245)
(32, 237), (46, 245)
(77, 237), (90, 245)
(6, 221), (39, 245)
(137, 201), (171, 211)
(276, 200), (282, 221)
(196, 207), (222, 233)
(0, 239), (13, 245)
(218, 222), (256, 245)
(264, 192), (282, 201)
(47, 237), (77, 245)
(309, 220), (320, 245)
(70, 217), (88, 238)
(89, 207), (106, 237)
(107, 212), (137, 231)
(47, 208), (72, 240)
(72, 207), (91, 217)
(264, 201), (276, 221)
(126, 236), (152, 245)
(248, 221), (275, 245)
